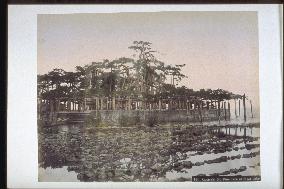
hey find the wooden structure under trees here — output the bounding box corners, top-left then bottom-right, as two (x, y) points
(37, 41), (252, 125)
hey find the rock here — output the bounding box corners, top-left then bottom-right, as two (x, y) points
(210, 173), (219, 176)
(239, 166), (247, 172)
(245, 144), (260, 150)
(197, 151), (204, 155)
(242, 153), (251, 158)
(173, 162), (182, 168)
(220, 170), (230, 175)
(141, 168), (152, 175)
(182, 161), (193, 169)
(103, 168), (114, 178)
(194, 162), (204, 166)
(176, 177), (190, 181)
(114, 169), (124, 177)
(86, 171), (93, 178)
(207, 160), (213, 164)
(151, 163), (161, 171)
(196, 174), (206, 177)
(157, 177), (169, 182)
(230, 168), (239, 174)
(131, 167), (141, 175)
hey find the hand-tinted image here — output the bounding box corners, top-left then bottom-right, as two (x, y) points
(37, 12), (260, 182)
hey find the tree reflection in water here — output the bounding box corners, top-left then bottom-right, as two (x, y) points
(38, 124), (260, 182)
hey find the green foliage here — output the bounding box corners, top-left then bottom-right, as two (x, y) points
(37, 41), (240, 103)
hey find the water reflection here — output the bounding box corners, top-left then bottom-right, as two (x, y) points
(39, 123), (260, 182)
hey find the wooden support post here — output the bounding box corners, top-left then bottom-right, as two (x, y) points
(218, 100), (221, 121)
(158, 99), (161, 111)
(234, 99), (237, 117)
(186, 100), (189, 114)
(112, 97), (116, 110)
(136, 101), (139, 110)
(238, 99), (241, 117)
(224, 101), (227, 121)
(95, 97), (98, 116)
(228, 102), (231, 120)
(250, 100), (253, 118)
(54, 100), (57, 112)
(77, 102), (80, 112)
(84, 98), (86, 111)
(98, 97), (101, 110)
(38, 99), (42, 119)
(243, 94), (246, 122)
(199, 102), (203, 123)
(103, 98), (106, 110)
(128, 97), (131, 110)
(98, 98), (101, 110)
(59, 100), (61, 111)
(103, 98), (105, 110)
(53, 100), (57, 112)
(207, 101), (210, 110)
(50, 100), (54, 113)
(67, 100), (71, 111)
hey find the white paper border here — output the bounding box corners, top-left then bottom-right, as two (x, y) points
(7, 4), (283, 189)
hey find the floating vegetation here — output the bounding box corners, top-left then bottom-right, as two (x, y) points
(39, 123), (260, 182)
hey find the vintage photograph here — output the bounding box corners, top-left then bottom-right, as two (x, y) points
(37, 12), (260, 182)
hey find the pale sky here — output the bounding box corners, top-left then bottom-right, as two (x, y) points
(38, 11), (259, 108)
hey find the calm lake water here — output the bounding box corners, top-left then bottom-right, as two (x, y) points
(38, 119), (260, 182)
